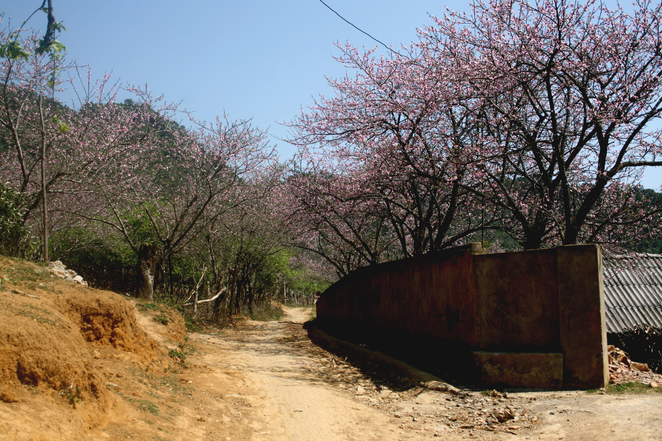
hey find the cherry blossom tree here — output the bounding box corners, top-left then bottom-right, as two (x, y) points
(286, 169), (395, 276)
(0, 3), (67, 261)
(419, 0), (662, 248)
(69, 94), (276, 299)
(287, 42), (494, 273)
(0, 11), (323, 313)
(0, 19), (72, 259)
(290, 0), (662, 259)
(0, 21), (277, 299)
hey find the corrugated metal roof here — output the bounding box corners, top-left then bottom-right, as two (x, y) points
(603, 254), (662, 333)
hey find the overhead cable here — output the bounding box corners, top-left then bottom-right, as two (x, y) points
(318, 0), (399, 55)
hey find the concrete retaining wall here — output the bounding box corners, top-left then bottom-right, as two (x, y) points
(316, 244), (608, 389)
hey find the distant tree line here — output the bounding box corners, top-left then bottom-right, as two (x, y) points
(0, 13), (329, 322)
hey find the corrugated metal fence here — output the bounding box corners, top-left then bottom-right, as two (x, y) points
(603, 254), (662, 333)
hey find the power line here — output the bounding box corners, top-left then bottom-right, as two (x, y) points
(318, 0), (399, 55)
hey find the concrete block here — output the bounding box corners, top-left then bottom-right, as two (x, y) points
(556, 245), (608, 389)
(472, 351), (564, 389)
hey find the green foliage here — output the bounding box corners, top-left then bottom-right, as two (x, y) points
(63, 385), (83, 406)
(606, 382), (662, 394)
(36, 38), (66, 56)
(167, 349), (185, 359)
(3, 263), (50, 285)
(139, 303), (162, 311)
(153, 315), (170, 325)
(0, 183), (31, 257)
(184, 316), (201, 333)
(634, 238), (662, 254)
(629, 188), (662, 254)
(246, 303), (285, 321)
(125, 206), (161, 247)
(274, 249), (331, 295)
(51, 116), (70, 133)
(152, 290), (183, 311)
(138, 400), (159, 415)
(168, 342), (195, 368)
(11, 304), (58, 327)
(0, 40), (30, 61)
(49, 228), (137, 292)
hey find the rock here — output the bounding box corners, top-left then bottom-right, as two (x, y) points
(93, 350), (102, 359)
(48, 260), (87, 285)
(631, 361), (650, 372)
(0, 390), (19, 403)
(425, 380), (462, 395)
(495, 407), (516, 422)
(651, 382), (659, 388)
(355, 386), (366, 395)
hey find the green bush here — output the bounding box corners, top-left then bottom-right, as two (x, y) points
(184, 316), (202, 332)
(247, 303), (285, 322)
(0, 183), (30, 257)
(153, 315), (170, 325)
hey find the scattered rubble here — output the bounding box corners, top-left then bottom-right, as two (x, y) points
(298, 330), (539, 437)
(48, 260), (88, 286)
(609, 325), (662, 373)
(608, 345), (662, 387)
(299, 328), (661, 438)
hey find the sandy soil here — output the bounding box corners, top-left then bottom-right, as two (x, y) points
(184, 306), (662, 441)
(190, 306), (427, 441)
(1, 257), (660, 440)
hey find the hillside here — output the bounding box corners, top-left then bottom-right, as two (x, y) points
(0, 256), (194, 440)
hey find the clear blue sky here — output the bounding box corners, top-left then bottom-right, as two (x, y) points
(2, 0), (661, 189)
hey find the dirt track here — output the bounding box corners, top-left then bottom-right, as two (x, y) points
(191, 307), (419, 440)
(184, 306), (662, 441)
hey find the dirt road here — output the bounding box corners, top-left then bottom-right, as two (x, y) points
(185, 306), (662, 441)
(3, 258), (659, 440)
(190, 306), (426, 440)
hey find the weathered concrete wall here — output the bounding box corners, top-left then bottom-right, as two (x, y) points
(316, 244), (608, 389)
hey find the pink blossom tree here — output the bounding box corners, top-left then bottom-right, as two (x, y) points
(0, 12), (70, 260)
(287, 42), (492, 273)
(420, 0), (662, 248)
(290, 0), (662, 259)
(69, 93), (276, 299)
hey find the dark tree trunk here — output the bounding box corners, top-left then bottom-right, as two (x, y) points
(211, 287), (228, 322)
(136, 244), (159, 300)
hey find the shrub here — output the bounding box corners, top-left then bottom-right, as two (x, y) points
(0, 183), (30, 257)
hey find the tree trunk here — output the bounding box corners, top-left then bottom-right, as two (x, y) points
(136, 244), (159, 300)
(38, 95), (49, 262)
